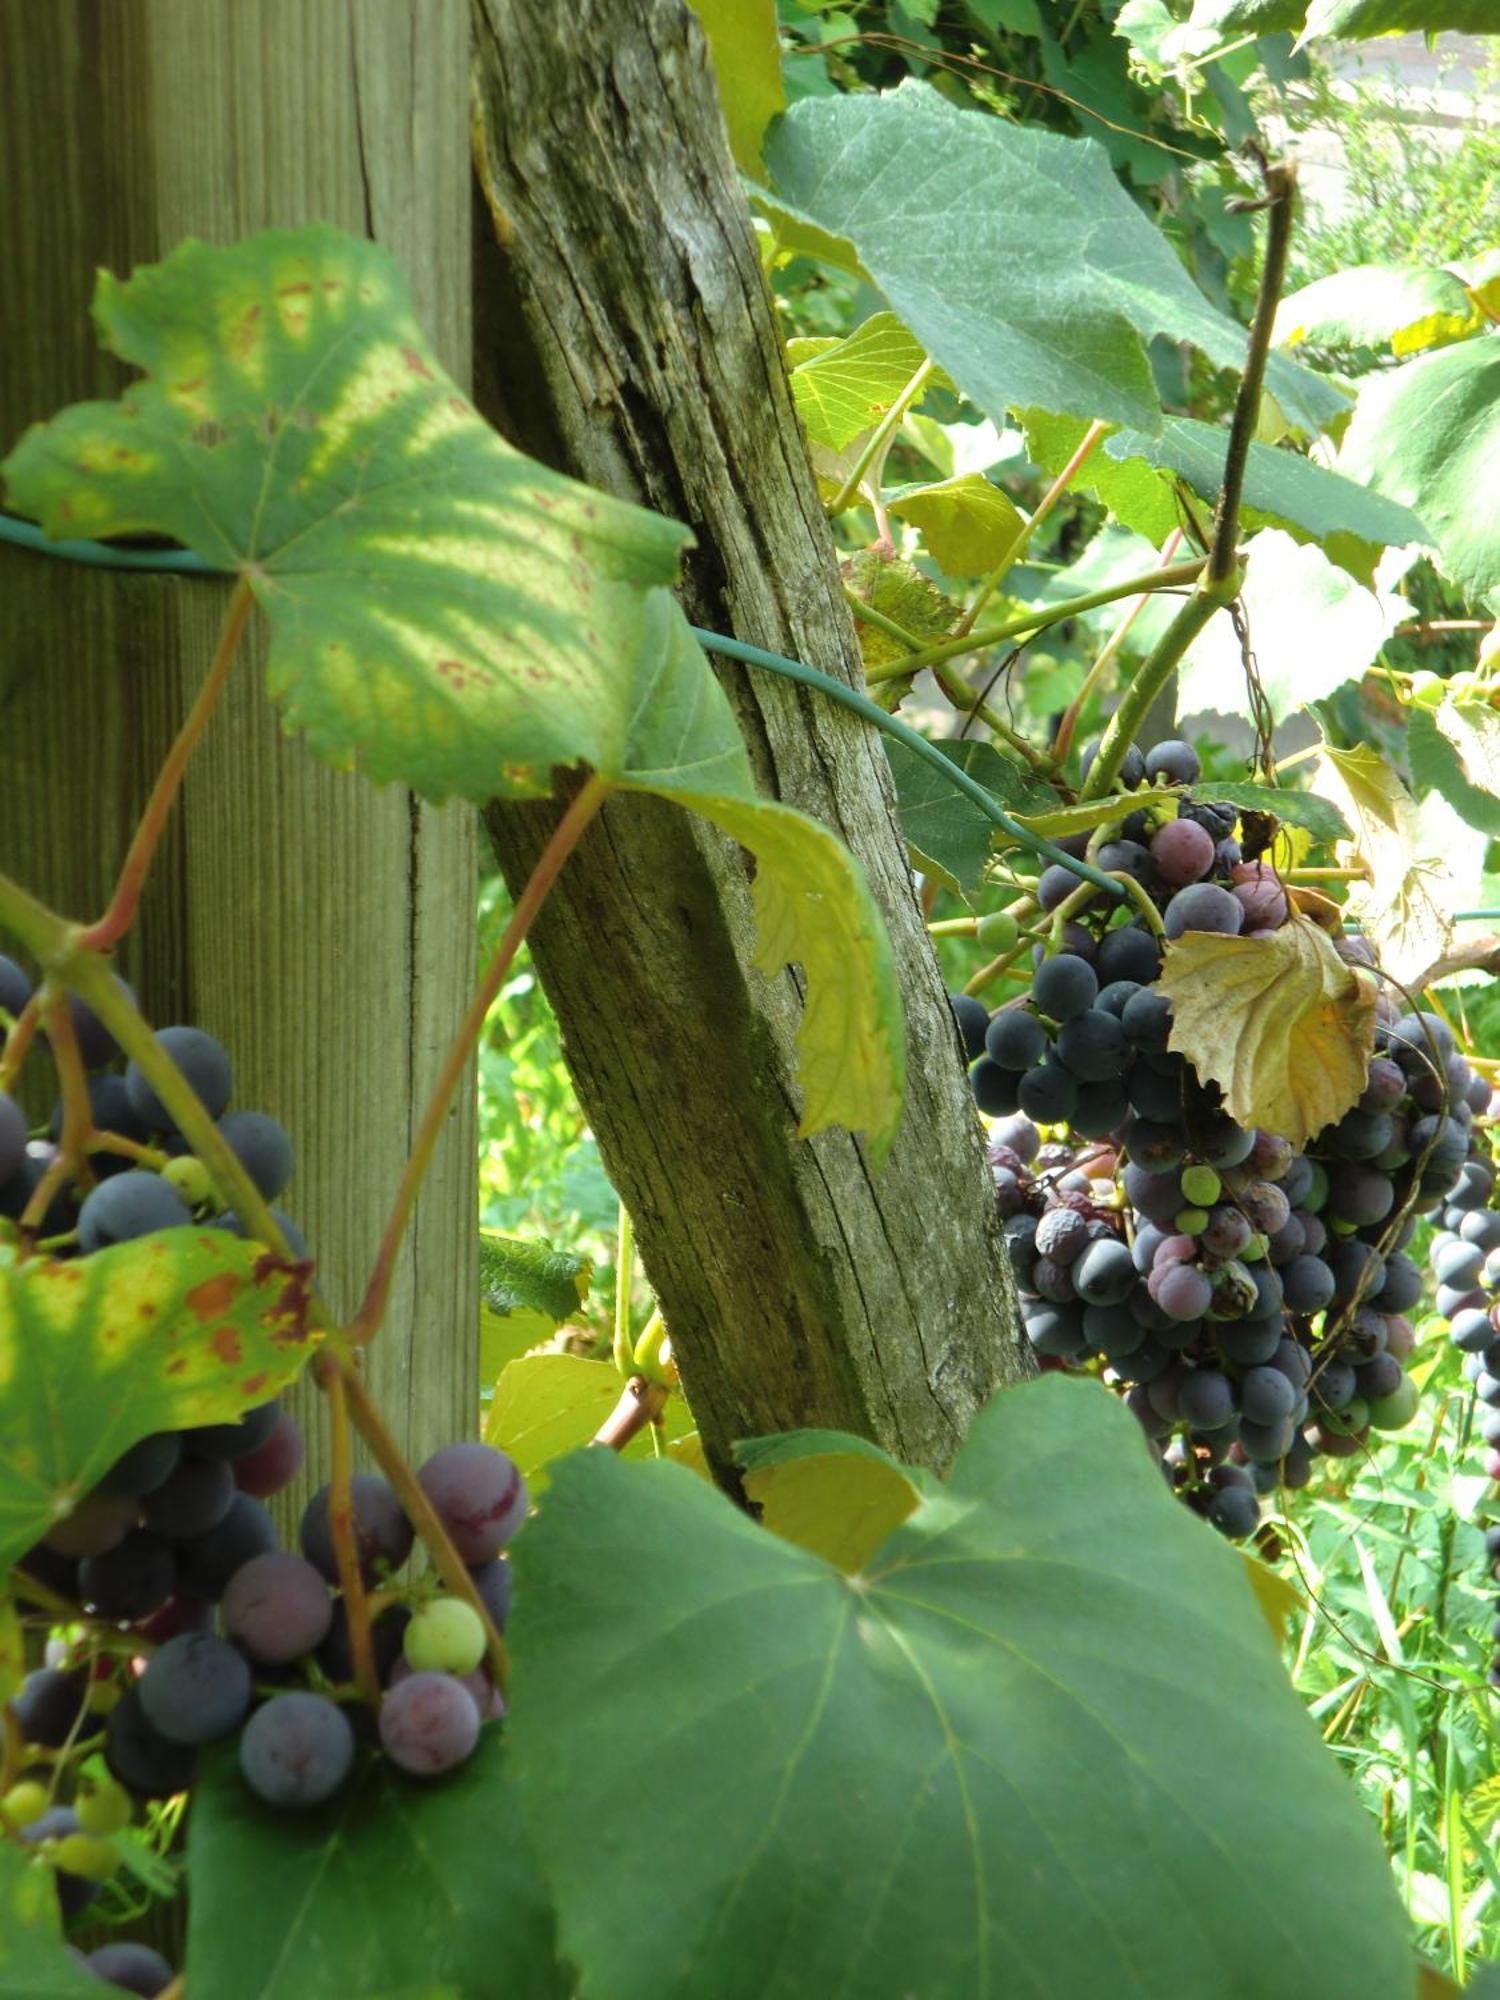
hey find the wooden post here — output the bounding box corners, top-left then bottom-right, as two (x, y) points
(0, 2), (478, 1508)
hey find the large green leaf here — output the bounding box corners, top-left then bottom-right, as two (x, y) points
(885, 474), (1026, 577)
(763, 81), (1341, 438)
(186, 1734), (561, 2000)
(1101, 416), (1431, 581)
(1305, 0), (1500, 30)
(1407, 703), (1500, 838)
(0, 1845), (102, 2000)
(1276, 264), (1480, 359)
(508, 1375), (1412, 2000)
(485, 1353), (696, 1488)
(1338, 338), (1500, 615)
(0, 1232), (314, 1573)
(687, 0), (785, 175)
(884, 738), (1058, 892)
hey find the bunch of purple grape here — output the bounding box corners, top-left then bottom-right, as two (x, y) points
(1423, 1100), (1500, 1692)
(949, 738), (1490, 1544)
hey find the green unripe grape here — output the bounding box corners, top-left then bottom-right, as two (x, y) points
(1325, 1214), (1356, 1237)
(76, 1775), (131, 1836)
(85, 1680), (122, 1717)
(1241, 1232), (1268, 1263)
(403, 1596), (487, 1678)
(975, 911), (1020, 954)
(2, 1780), (50, 1829)
(52, 1832), (121, 1882)
(1448, 670), (1481, 703)
(1301, 1161), (1329, 1214)
(1408, 670), (1445, 708)
(1322, 1396), (1369, 1437)
(162, 1154), (214, 1209)
(1179, 1164), (1221, 1207)
(1368, 1375), (1420, 1432)
(1174, 1207), (1208, 1236)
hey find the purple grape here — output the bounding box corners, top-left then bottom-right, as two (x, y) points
(300, 1475), (414, 1587)
(222, 1553), (333, 1664)
(189, 1398), (283, 1461)
(417, 1444), (529, 1565)
(378, 1670), (482, 1777)
(1018, 1063), (1077, 1124)
(1035, 1207), (1089, 1266)
(971, 1059), (1021, 1117)
(77, 1170), (192, 1252)
(1154, 1262), (1212, 1321)
(105, 1689), (198, 1799)
(1095, 925), (1161, 986)
(1031, 954), (1098, 1023)
(1143, 739), (1201, 786)
(240, 1692), (354, 1809)
(65, 979), (136, 1069)
(1163, 883), (1244, 939)
(1150, 818), (1214, 887)
(174, 1493), (279, 1600)
(1179, 1369), (1234, 1430)
(1055, 1009), (1127, 1082)
(79, 1531), (175, 1621)
(985, 1009), (1048, 1072)
(216, 1110), (294, 1201)
(234, 1410), (306, 1499)
(97, 1431), (182, 1498)
(139, 1633), (253, 1746)
(143, 1454), (236, 1539)
(83, 1943), (175, 1996)
(124, 1027), (233, 1133)
(12, 1667), (90, 1749)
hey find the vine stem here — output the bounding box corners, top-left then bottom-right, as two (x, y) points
(864, 556), (1207, 685)
(79, 578), (254, 955)
(1076, 591), (1230, 802)
(350, 772), (609, 1344)
(829, 359), (935, 517)
(592, 1374), (669, 1453)
(319, 1354), (382, 1714)
(956, 419), (1109, 637)
(337, 1356), (510, 1694)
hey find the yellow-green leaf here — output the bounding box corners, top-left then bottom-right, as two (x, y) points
(1239, 1550), (1300, 1648)
(1011, 787), (1177, 841)
(789, 313), (940, 453)
(1316, 744), (1460, 985)
(842, 547), (955, 674)
(660, 789), (907, 1168)
(0, 1233), (315, 1574)
(484, 1354), (694, 1491)
(688, 0), (785, 176)
(735, 1431), (925, 1572)
(0, 1593), (20, 1706)
(1160, 918), (1377, 1150)
(886, 473), (1025, 577)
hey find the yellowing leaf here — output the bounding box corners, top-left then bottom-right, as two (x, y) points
(688, 0), (785, 176)
(886, 473), (1025, 577)
(1316, 745), (1458, 985)
(735, 1433), (925, 1573)
(841, 548), (955, 674)
(484, 1354), (694, 1492)
(790, 313), (937, 453)
(1238, 1551), (1300, 1649)
(1160, 918), (1376, 1149)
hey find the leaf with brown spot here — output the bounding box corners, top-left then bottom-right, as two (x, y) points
(1160, 918), (1377, 1150)
(0, 1232), (317, 1573)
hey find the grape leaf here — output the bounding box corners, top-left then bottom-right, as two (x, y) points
(885, 474), (1026, 577)
(479, 1233), (592, 1326)
(884, 739), (1058, 892)
(1407, 706), (1500, 838)
(1200, 781), (1350, 846)
(186, 1734), (561, 2000)
(0, 1845), (102, 2000)
(687, 0), (785, 175)
(1177, 530), (1402, 723)
(789, 312), (939, 452)
(843, 547), (955, 674)
(1160, 917), (1377, 1149)
(1275, 264), (1480, 360)
(1316, 744), (1464, 986)
(1337, 337), (1500, 614)
(484, 1354), (695, 1489)
(733, 1430), (929, 1571)
(507, 1375), (1413, 2000)
(763, 81), (1342, 438)
(0, 1233), (314, 1573)
(0, 1593), (20, 1705)
(1305, 0), (1500, 30)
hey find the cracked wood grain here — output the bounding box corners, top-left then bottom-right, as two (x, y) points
(471, 0), (1028, 1480)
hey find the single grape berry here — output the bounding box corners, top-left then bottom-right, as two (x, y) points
(1031, 953), (1098, 1023)
(222, 1552), (333, 1664)
(299, 1475), (414, 1587)
(77, 1171), (192, 1253)
(138, 1633), (253, 1746)
(1143, 739), (1202, 786)
(379, 1671), (482, 1778)
(124, 1026), (233, 1132)
(416, 1444), (529, 1565)
(949, 993), (990, 1064)
(975, 911), (1019, 953)
(984, 1009), (1048, 1072)
(403, 1597), (488, 1678)
(240, 1693), (354, 1809)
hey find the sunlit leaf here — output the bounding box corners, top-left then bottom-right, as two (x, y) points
(479, 1233), (591, 1326)
(790, 312), (939, 452)
(734, 1430), (927, 1572)
(842, 547), (955, 673)
(688, 0), (785, 175)
(0, 1234), (314, 1573)
(886, 473), (1025, 577)
(763, 81), (1340, 438)
(1014, 788), (1178, 841)
(1275, 264), (1480, 359)
(484, 1354), (695, 1490)
(508, 1376), (1413, 2000)
(1160, 918), (1377, 1149)
(1407, 706), (1500, 838)
(1316, 745), (1464, 986)
(1239, 1550), (1301, 1647)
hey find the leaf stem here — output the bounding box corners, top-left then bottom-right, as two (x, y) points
(864, 557), (1207, 685)
(337, 1356), (510, 1694)
(79, 579), (254, 955)
(957, 420), (1109, 635)
(829, 359), (935, 516)
(591, 1374), (669, 1452)
(318, 1354), (382, 1713)
(350, 773), (610, 1344)
(612, 1201), (635, 1377)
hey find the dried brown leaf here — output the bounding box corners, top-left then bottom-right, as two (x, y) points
(1161, 918), (1377, 1150)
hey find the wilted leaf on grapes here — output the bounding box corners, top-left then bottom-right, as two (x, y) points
(885, 473), (1025, 577)
(1160, 918), (1376, 1149)
(734, 1430), (929, 1572)
(1316, 744), (1459, 985)
(0, 1233), (315, 1573)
